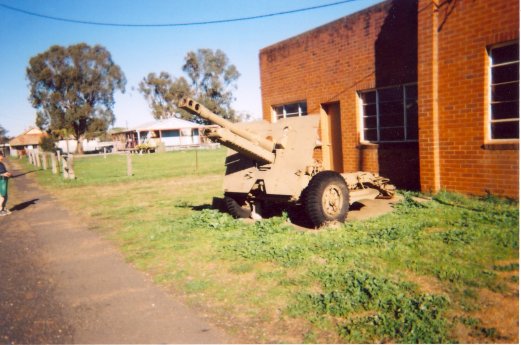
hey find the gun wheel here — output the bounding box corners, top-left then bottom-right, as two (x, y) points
(224, 195), (251, 219)
(303, 171), (350, 228)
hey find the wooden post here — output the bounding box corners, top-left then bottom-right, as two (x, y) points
(62, 156), (69, 179)
(41, 153), (48, 170)
(127, 152), (132, 176)
(35, 150), (41, 168)
(103, 147), (107, 159)
(57, 151), (62, 172)
(68, 154), (75, 179)
(51, 154), (58, 174)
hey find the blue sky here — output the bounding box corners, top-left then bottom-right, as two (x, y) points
(0, 0), (382, 136)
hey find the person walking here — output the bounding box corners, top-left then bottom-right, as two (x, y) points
(0, 151), (12, 216)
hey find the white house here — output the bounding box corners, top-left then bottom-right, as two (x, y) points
(113, 117), (205, 151)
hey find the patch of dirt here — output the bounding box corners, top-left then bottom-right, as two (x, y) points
(470, 289), (519, 342)
(403, 270), (447, 295)
(452, 287), (519, 344)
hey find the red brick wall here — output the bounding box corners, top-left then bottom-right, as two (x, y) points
(418, 0), (519, 198)
(260, 0), (519, 198)
(260, 2), (392, 174)
(259, 0), (419, 189)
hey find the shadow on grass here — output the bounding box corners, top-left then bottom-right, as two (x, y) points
(12, 170), (37, 178)
(10, 199), (39, 212)
(191, 204), (213, 211)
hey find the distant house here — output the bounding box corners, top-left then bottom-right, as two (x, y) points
(112, 117), (207, 151)
(9, 128), (47, 157)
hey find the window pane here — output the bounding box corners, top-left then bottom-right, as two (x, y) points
(364, 129), (377, 141)
(364, 116), (377, 129)
(378, 87), (402, 102)
(379, 127), (404, 141)
(379, 113), (403, 127)
(407, 109), (418, 129)
(491, 43), (519, 65)
(407, 125), (419, 140)
(492, 63), (519, 84)
(363, 104), (377, 116)
(360, 84), (418, 143)
(300, 103), (308, 115)
(491, 100), (519, 120)
(272, 101), (307, 119)
(284, 103), (300, 115)
(491, 82), (519, 102)
(361, 91), (376, 104)
(273, 105), (284, 116)
(491, 121), (519, 139)
(405, 84), (418, 100)
(379, 101), (403, 116)
(406, 101), (418, 115)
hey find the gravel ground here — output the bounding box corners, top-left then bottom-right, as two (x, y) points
(0, 161), (230, 344)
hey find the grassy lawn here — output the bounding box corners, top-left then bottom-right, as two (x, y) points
(13, 149), (519, 343)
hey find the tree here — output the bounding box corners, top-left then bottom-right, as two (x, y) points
(39, 135), (56, 152)
(0, 124), (8, 144)
(139, 72), (191, 120)
(26, 43), (126, 153)
(139, 48), (241, 124)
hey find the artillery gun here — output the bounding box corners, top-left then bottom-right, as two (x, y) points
(178, 97), (395, 228)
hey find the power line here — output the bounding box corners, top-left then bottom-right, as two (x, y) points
(0, 0), (360, 27)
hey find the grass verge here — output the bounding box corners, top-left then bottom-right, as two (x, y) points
(10, 150), (519, 343)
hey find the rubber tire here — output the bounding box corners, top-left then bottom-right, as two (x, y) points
(224, 195), (251, 219)
(303, 171), (350, 228)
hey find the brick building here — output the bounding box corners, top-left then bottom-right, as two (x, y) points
(259, 0), (519, 198)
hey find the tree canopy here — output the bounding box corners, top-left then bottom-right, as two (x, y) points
(139, 48), (241, 123)
(26, 43), (126, 153)
(139, 72), (191, 120)
(0, 124), (8, 144)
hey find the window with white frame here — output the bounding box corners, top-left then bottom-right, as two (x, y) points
(359, 84), (418, 142)
(273, 101), (307, 120)
(489, 42), (519, 140)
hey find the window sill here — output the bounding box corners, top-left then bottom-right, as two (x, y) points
(481, 142), (519, 150)
(357, 143), (379, 150)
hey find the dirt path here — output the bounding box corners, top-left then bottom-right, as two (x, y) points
(0, 162), (230, 344)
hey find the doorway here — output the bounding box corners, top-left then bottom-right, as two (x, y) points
(320, 102), (344, 172)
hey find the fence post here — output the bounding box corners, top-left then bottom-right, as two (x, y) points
(127, 152), (132, 176)
(57, 151), (62, 172)
(103, 147), (107, 159)
(51, 153), (57, 174)
(35, 150), (41, 168)
(62, 156), (69, 179)
(68, 154), (75, 179)
(41, 153), (48, 170)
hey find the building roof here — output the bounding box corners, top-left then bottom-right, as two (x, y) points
(9, 128), (46, 147)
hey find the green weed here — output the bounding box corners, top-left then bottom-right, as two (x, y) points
(15, 152), (519, 344)
(289, 269), (451, 343)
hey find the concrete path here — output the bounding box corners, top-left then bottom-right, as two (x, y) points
(0, 162), (230, 344)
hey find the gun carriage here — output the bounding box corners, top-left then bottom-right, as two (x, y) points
(179, 97), (395, 228)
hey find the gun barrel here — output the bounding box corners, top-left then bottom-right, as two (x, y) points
(178, 97), (275, 153)
(206, 127), (275, 164)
